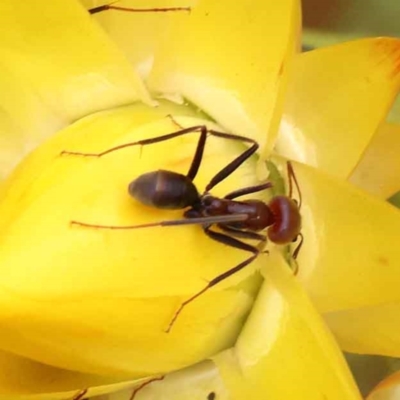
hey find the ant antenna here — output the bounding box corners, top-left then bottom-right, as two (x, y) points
(287, 161), (302, 208)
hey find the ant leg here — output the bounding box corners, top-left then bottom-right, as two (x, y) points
(190, 129), (265, 182)
(186, 127), (207, 180)
(205, 130), (259, 192)
(166, 114), (184, 129)
(218, 225), (266, 242)
(218, 226), (269, 254)
(129, 376), (165, 400)
(71, 215), (269, 250)
(287, 161), (302, 208)
(71, 213), (250, 230)
(89, 2), (190, 14)
(60, 124), (259, 184)
(60, 125), (206, 158)
(161, 114), (208, 180)
(165, 228), (261, 332)
(71, 389), (87, 400)
(292, 232), (303, 260)
(224, 182), (273, 200)
(61, 125), (259, 186)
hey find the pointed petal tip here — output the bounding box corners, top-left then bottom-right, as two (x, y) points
(276, 37), (400, 179)
(372, 37), (400, 81)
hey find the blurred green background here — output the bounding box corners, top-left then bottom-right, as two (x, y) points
(301, 0), (400, 395)
(302, 0), (400, 123)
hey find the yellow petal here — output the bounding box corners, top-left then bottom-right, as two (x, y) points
(85, 0), (196, 78)
(275, 38), (400, 179)
(349, 122), (400, 199)
(367, 371), (400, 400)
(148, 0), (300, 153)
(0, 347), (142, 400)
(128, 254), (361, 400)
(106, 361), (225, 400)
(272, 157), (400, 313)
(0, 0), (149, 179)
(325, 303), (400, 358)
(0, 102), (270, 376)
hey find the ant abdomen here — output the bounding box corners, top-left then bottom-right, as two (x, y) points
(267, 196), (301, 244)
(129, 170), (200, 209)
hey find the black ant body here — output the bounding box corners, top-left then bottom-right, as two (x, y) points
(62, 124), (302, 332)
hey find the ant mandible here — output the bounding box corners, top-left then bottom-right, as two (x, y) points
(62, 123), (302, 332)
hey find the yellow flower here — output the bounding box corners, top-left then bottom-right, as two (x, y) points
(0, 1), (400, 399)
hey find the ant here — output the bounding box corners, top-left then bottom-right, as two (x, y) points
(88, 2), (191, 15)
(62, 124), (302, 332)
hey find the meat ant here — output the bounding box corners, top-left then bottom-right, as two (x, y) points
(62, 124), (302, 332)
(88, 2), (191, 15)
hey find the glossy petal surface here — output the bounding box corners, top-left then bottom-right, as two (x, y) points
(325, 303), (400, 358)
(85, 0), (196, 78)
(276, 38), (400, 179)
(0, 347), (144, 400)
(129, 254), (361, 400)
(349, 122), (400, 199)
(273, 158), (400, 314)
(0, 0), (149, 179)
(148, 0), (300, 153)
(0, 103), (269, 376)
